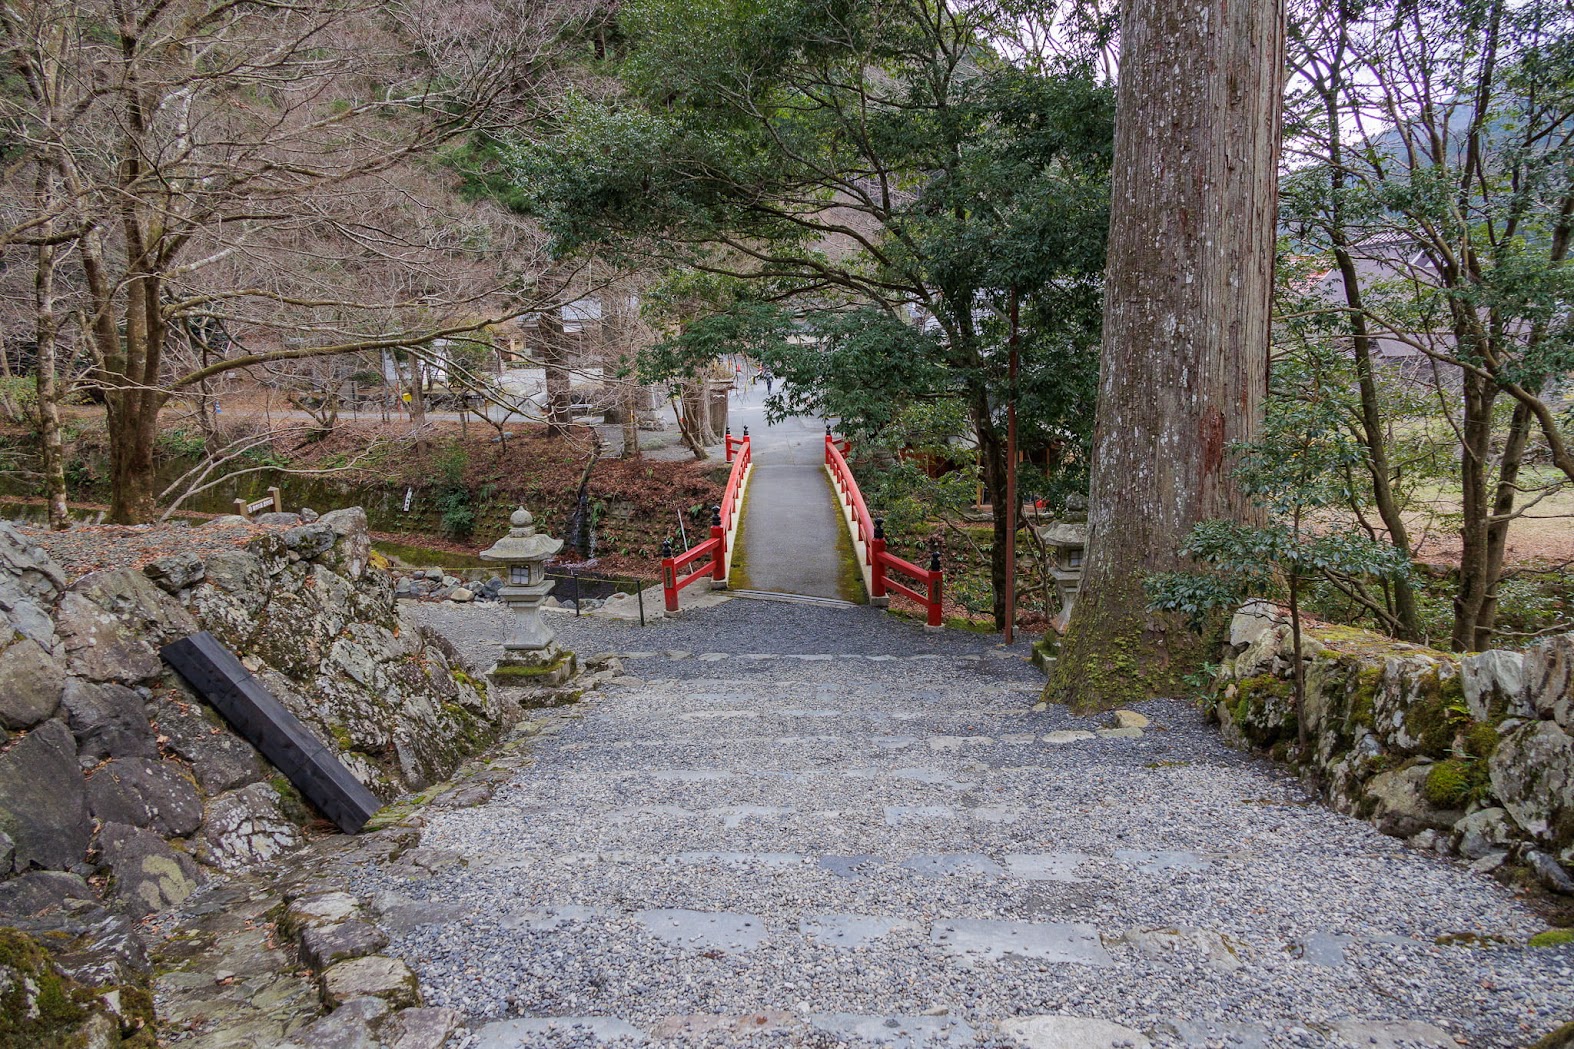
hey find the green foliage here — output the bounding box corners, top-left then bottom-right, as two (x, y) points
(156, 427), (208, 460)
(1423, 755), (1493, 810)
(0, 376), (37, 425)
(480, 0), (1114, 624)
(432, 444), (476, 540)
(1148, 348), (1415, 625)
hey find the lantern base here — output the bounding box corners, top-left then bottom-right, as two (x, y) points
(487, 647), (578, 689)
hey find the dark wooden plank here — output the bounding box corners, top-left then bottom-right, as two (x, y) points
(161, 632), (383, 834)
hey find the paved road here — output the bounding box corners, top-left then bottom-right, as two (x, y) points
(363, 603), (1570, 1049)
(729, 404), (859, 603)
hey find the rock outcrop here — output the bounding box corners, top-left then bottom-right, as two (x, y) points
(1212, 605), (1574, 894)
(0, 510), (518, 1045)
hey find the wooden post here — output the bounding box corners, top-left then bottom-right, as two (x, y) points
(871, 519), (888, 600)
(268, 486), (283, 512)
(928, 544), (944, 629)
(710, 506), (726, 583)
(234, 498), (248, 519)
(661, 539), (679, 613)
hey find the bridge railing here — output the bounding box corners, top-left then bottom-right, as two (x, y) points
(661, 433), (752, 613)
(824, 428), (944, 628)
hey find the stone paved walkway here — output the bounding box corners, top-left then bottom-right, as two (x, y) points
(729, 405), (858, 603)
(361, 603), (1573, 1049)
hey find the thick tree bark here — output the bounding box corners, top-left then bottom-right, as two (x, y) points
(1045, 0), (1283, 709)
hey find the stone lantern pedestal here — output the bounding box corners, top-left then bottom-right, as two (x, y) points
(479, 508), (577, 689)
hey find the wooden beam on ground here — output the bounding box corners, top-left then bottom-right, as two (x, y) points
(161, 632), (383, 833)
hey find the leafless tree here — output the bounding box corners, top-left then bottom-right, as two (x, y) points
(0, 0), (602, 522)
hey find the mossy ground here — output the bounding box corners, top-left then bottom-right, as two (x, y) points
(0, 927), (154, 1048)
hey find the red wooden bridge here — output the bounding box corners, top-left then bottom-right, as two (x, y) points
(661, 420), (943, 627)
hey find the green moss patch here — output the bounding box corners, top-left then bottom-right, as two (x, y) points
(1529, 929), (1574, 948)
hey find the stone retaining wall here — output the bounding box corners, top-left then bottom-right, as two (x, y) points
(1215, 602), (1573, 895)
(0, 510), (515, 1045)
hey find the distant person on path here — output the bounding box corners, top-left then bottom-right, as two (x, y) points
(763, 368), (774, 395)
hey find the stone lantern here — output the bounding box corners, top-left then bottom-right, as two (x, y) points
(479, 507), (576, 686)
(1037, 497), (1088, 633)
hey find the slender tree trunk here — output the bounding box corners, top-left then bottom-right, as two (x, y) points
(33, 167), (69, 531)
(1474, 398), (1534, 649)
(972, 395), (1010, 631)
(1452, 371), (1496, 651)
(541, 311), (572, 438)
(1046, 0), (1283, 710)
(622, 377), (642, 460)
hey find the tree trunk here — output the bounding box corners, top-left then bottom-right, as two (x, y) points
(541, 311), (572, 438)
(972, 395), (1010, 631)
(622, 377), (642, 460)
(1045, 0), (1283, 710)
(1452, 370), (1496, 651)
(33, 168), (69, 531)
(107, 396), (163, 524)
(1472, 397), (1533, 650)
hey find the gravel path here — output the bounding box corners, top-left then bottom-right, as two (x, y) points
(354, 601), (1573, 1049)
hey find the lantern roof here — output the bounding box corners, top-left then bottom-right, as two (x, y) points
(1037, 520), (1087, 547)
(479, 507), (563, 563)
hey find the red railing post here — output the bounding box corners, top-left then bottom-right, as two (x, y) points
(710, 505), (726, 582)
(927, 543), (944, 628)
(825, 424), (834, 467)
(871, 518), (888, 599)
(725, 426), (733, 463)
(661, 539), (679, 613)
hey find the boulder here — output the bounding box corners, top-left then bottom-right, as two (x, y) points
(1364, 764), (1461, 838)
(152, 694), (265, 794)
(283, 892), (363, 934)
(283, 523), (339, 560)
(1490, 720), (1574, 848)
(1221, 595), (1284, 645)
(143, 552), (206, 594)
(0, 870), (95, 918)
(299, 922), (390, 970)
(319, 508), (371, 581)
(0, 522), (65, 648)
(86, 758), (203, 838)
(199, 549), (271, 608)
(68, 567), (200, 648)
(198, 783), (304, 872)
(97, 822), (202, 917)
(1523, 634), (1574, 730)
(61, 679), (156, 762)
(449, 588), (474, 603)
(55, 591), (162, 684)
(1453, 807), (1518, 860)
(1525, 850), (1574, 896)
(0, 719), (89, 871)
(1235, 624), (1290, 679)
(382, 1007), (463, 1049)
(1461, 649), (1530, 722)
(0, 636), (64, 730)
(319, 955), (421, 1009)
(254, 511), (304, 526)
(281, 997), (388, 1049)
